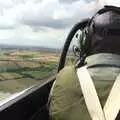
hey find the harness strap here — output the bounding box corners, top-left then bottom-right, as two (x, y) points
(104, 74), (120, 120)
(77, 66), (120, 120)
(77, 66), (106, 120)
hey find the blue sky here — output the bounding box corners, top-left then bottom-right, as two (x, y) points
(0, 0), (111, 48)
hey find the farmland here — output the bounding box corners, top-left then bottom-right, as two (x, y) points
(0, 45), (59, 101)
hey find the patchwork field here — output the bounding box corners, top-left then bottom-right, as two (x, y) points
(0, 49), (59, 100)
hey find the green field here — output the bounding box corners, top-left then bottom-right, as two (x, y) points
(0, 50), (58, 95)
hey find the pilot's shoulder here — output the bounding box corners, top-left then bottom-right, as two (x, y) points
(56, 65), (76, 85)
(59, 65), (75, 75)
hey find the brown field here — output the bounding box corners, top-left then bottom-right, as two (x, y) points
(16, 61), (40, 68)
(0, 73), (22, 80)
(0, 61), (17, 67)
(39, 55), (58, 62)
(2, 51), (59, 62)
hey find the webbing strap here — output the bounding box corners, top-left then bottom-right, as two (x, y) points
(104, 74), (120, 120)
(77, 66), (106, 120)
(77, 66), (120, 120)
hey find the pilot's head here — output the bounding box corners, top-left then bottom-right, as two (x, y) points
(79, 6), (120, 57)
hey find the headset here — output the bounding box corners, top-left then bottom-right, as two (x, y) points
(78, 5), (120, 59)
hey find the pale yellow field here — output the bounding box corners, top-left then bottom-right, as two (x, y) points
(0, 73), (22, 79)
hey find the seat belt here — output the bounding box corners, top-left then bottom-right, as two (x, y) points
(77, 66), (120, 120)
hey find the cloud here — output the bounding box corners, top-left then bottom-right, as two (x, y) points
(21, 16), (76, 29)
(0, 26), (70, 48)
(59, 0), (79, 4)
(0, 0), (100, 48)
(59, 0), (97, 4)
(84, 0), (98, 3)
(0, 0), (98, 30)
(20, 0), (97, 29)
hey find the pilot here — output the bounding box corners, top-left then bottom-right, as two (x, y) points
(49, 6), (120, 120)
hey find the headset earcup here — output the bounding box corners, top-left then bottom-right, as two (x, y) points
(79, 28), (89, 55)
(86, 20), (95, 55)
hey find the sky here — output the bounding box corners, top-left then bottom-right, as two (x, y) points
(0, 0), (114, 48)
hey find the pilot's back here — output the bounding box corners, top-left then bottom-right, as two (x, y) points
(50, 53), (120, 120)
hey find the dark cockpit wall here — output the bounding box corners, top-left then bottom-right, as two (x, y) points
(0, 76), (55, 120)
